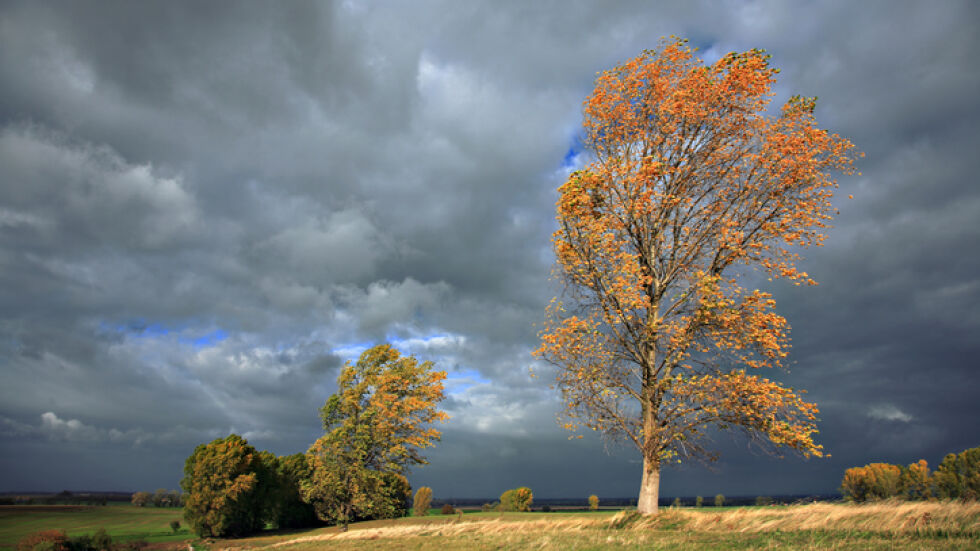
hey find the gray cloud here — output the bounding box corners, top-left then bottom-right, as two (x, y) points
(1, 0), (977, 498)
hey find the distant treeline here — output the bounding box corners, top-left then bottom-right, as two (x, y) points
(433, 494), (838, 509)
(0, 491), (132, 505)
(840, 445), (979, 502)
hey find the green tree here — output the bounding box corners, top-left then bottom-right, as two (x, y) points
(181, 434), (269, 537)
(260, 452), (319, 529)
(934, 446), (980, 500)
(672, 497), (682, 508)
(714, 494), (724, 507)
(302, 344), (448, 530)
(696, 495), (703, 508)
(900, 459), (931, 500)
(413, 486), (433, 516)
(588, 494), (599, 510)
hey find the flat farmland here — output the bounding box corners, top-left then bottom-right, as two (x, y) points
(0, 505), (191, 550)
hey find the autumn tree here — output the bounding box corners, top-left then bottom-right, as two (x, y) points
(840, 462), (902, 502)
(900, 459), (931, 500)
(536, 38), (859, 514)
(130, 491), (150, 508)
(302, 344), (448, 530)
(588, 494), (599, 510)
(181, 434), (270, 537)
(413, 486), (433, 516)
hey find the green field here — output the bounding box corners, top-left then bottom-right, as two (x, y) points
(3, 501), (979, 550)
(0, 505), (192, 550)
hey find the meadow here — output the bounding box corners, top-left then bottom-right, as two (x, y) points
(3, 501), (979, 550)
(0, 505), (191, 550)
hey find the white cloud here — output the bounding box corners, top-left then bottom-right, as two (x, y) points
(868, 404), (913, 423)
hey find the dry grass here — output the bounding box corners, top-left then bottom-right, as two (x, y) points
(214, 501), (980, 550)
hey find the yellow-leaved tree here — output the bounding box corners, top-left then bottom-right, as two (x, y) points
(535, 38), (860, 514)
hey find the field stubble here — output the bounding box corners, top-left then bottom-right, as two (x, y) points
(220, 500), (980, 551)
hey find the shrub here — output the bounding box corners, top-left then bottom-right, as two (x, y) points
(91, 529), (111, 551)
(17, 530), (68, 551)
(440, 503), (455, 515)
(588, 494), (599, 511)
(413, 487), (433, 517)
(481, 502), (493, 512)
(540, 504), (551, 512)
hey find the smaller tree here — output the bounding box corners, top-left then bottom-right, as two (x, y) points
(900, 459), (931, 500)
(413, 487), (433, 517)
(512, 487), (533, 512)
(588, 494), (599, 511)
(440, 503), (455, 514)
(695, 496), (703, 508)
(934, 446), (980, 500)
(131, 492), (150, 508)
(498, 489), (516, 512)
(181, 434), (268, 537)
(755, 496), (773, 506)
(671, 497), (682, 508)
(714, 494), (725, 507)
(169, 520), (181, 534)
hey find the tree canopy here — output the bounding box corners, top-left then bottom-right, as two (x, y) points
(536, 37), (859, 514)
(302, 344), (447, 529)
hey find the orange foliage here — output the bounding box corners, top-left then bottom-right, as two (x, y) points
(535, 38), (859, 512)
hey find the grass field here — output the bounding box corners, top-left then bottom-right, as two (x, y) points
(3, 501), (978, 550)
(0, 505), (192, 550)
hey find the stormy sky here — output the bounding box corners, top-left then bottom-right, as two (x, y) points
(1, 1), (977, 500)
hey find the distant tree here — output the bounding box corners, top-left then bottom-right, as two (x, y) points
(152, 488), (170, 507)
(671, 497), (682, 508)
(169, 520), (180, 534)
(512, 487), (533, 512)
(181, 434), (269, 537)
(934, 446), (980, 500)
(588, 494), (599, 511)
(541, 504), (552, 512)
(131, 492), (150, 508)
(413, 487), (433, 517)
(498, 489), (516, 512)
(755, 496), (773, 506)
(440, 503), (455, 515)
(695, 496), (703, 508)
(481, 502), (493, 512)
(168, 490), (182, 508)
(840, 463), (901, 502)
(535, 37), (859, 515)
(714, 494), (725, 507)
(302, 344), (447, 531)
(900, 459), (931, 500)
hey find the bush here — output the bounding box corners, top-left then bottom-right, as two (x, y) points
(481, 502), (493, 512)
(440, 503), (455, 515)
(540, 504), (551, 512)
(91, 529), (111, 551)
(17, 530), (67, 551)
(588, 494), (599, 511)
(413, 487), (433, 517)
(755, 496), (773, 506)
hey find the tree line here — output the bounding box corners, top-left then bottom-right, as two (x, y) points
(840, 446), (979, 502)
(180, 344), (447, 537)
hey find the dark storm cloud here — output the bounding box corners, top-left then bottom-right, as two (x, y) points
(1, 0), (977, 498)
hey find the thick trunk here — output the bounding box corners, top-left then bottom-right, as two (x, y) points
(637, 455), (661, 514)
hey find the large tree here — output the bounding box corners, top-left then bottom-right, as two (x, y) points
(536, 38), (859, 514)
(302, 344), (448, 530)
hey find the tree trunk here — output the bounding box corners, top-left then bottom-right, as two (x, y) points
(637, 455), (661, 514)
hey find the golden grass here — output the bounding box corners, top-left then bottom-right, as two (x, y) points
(214, 501), (980, 551)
